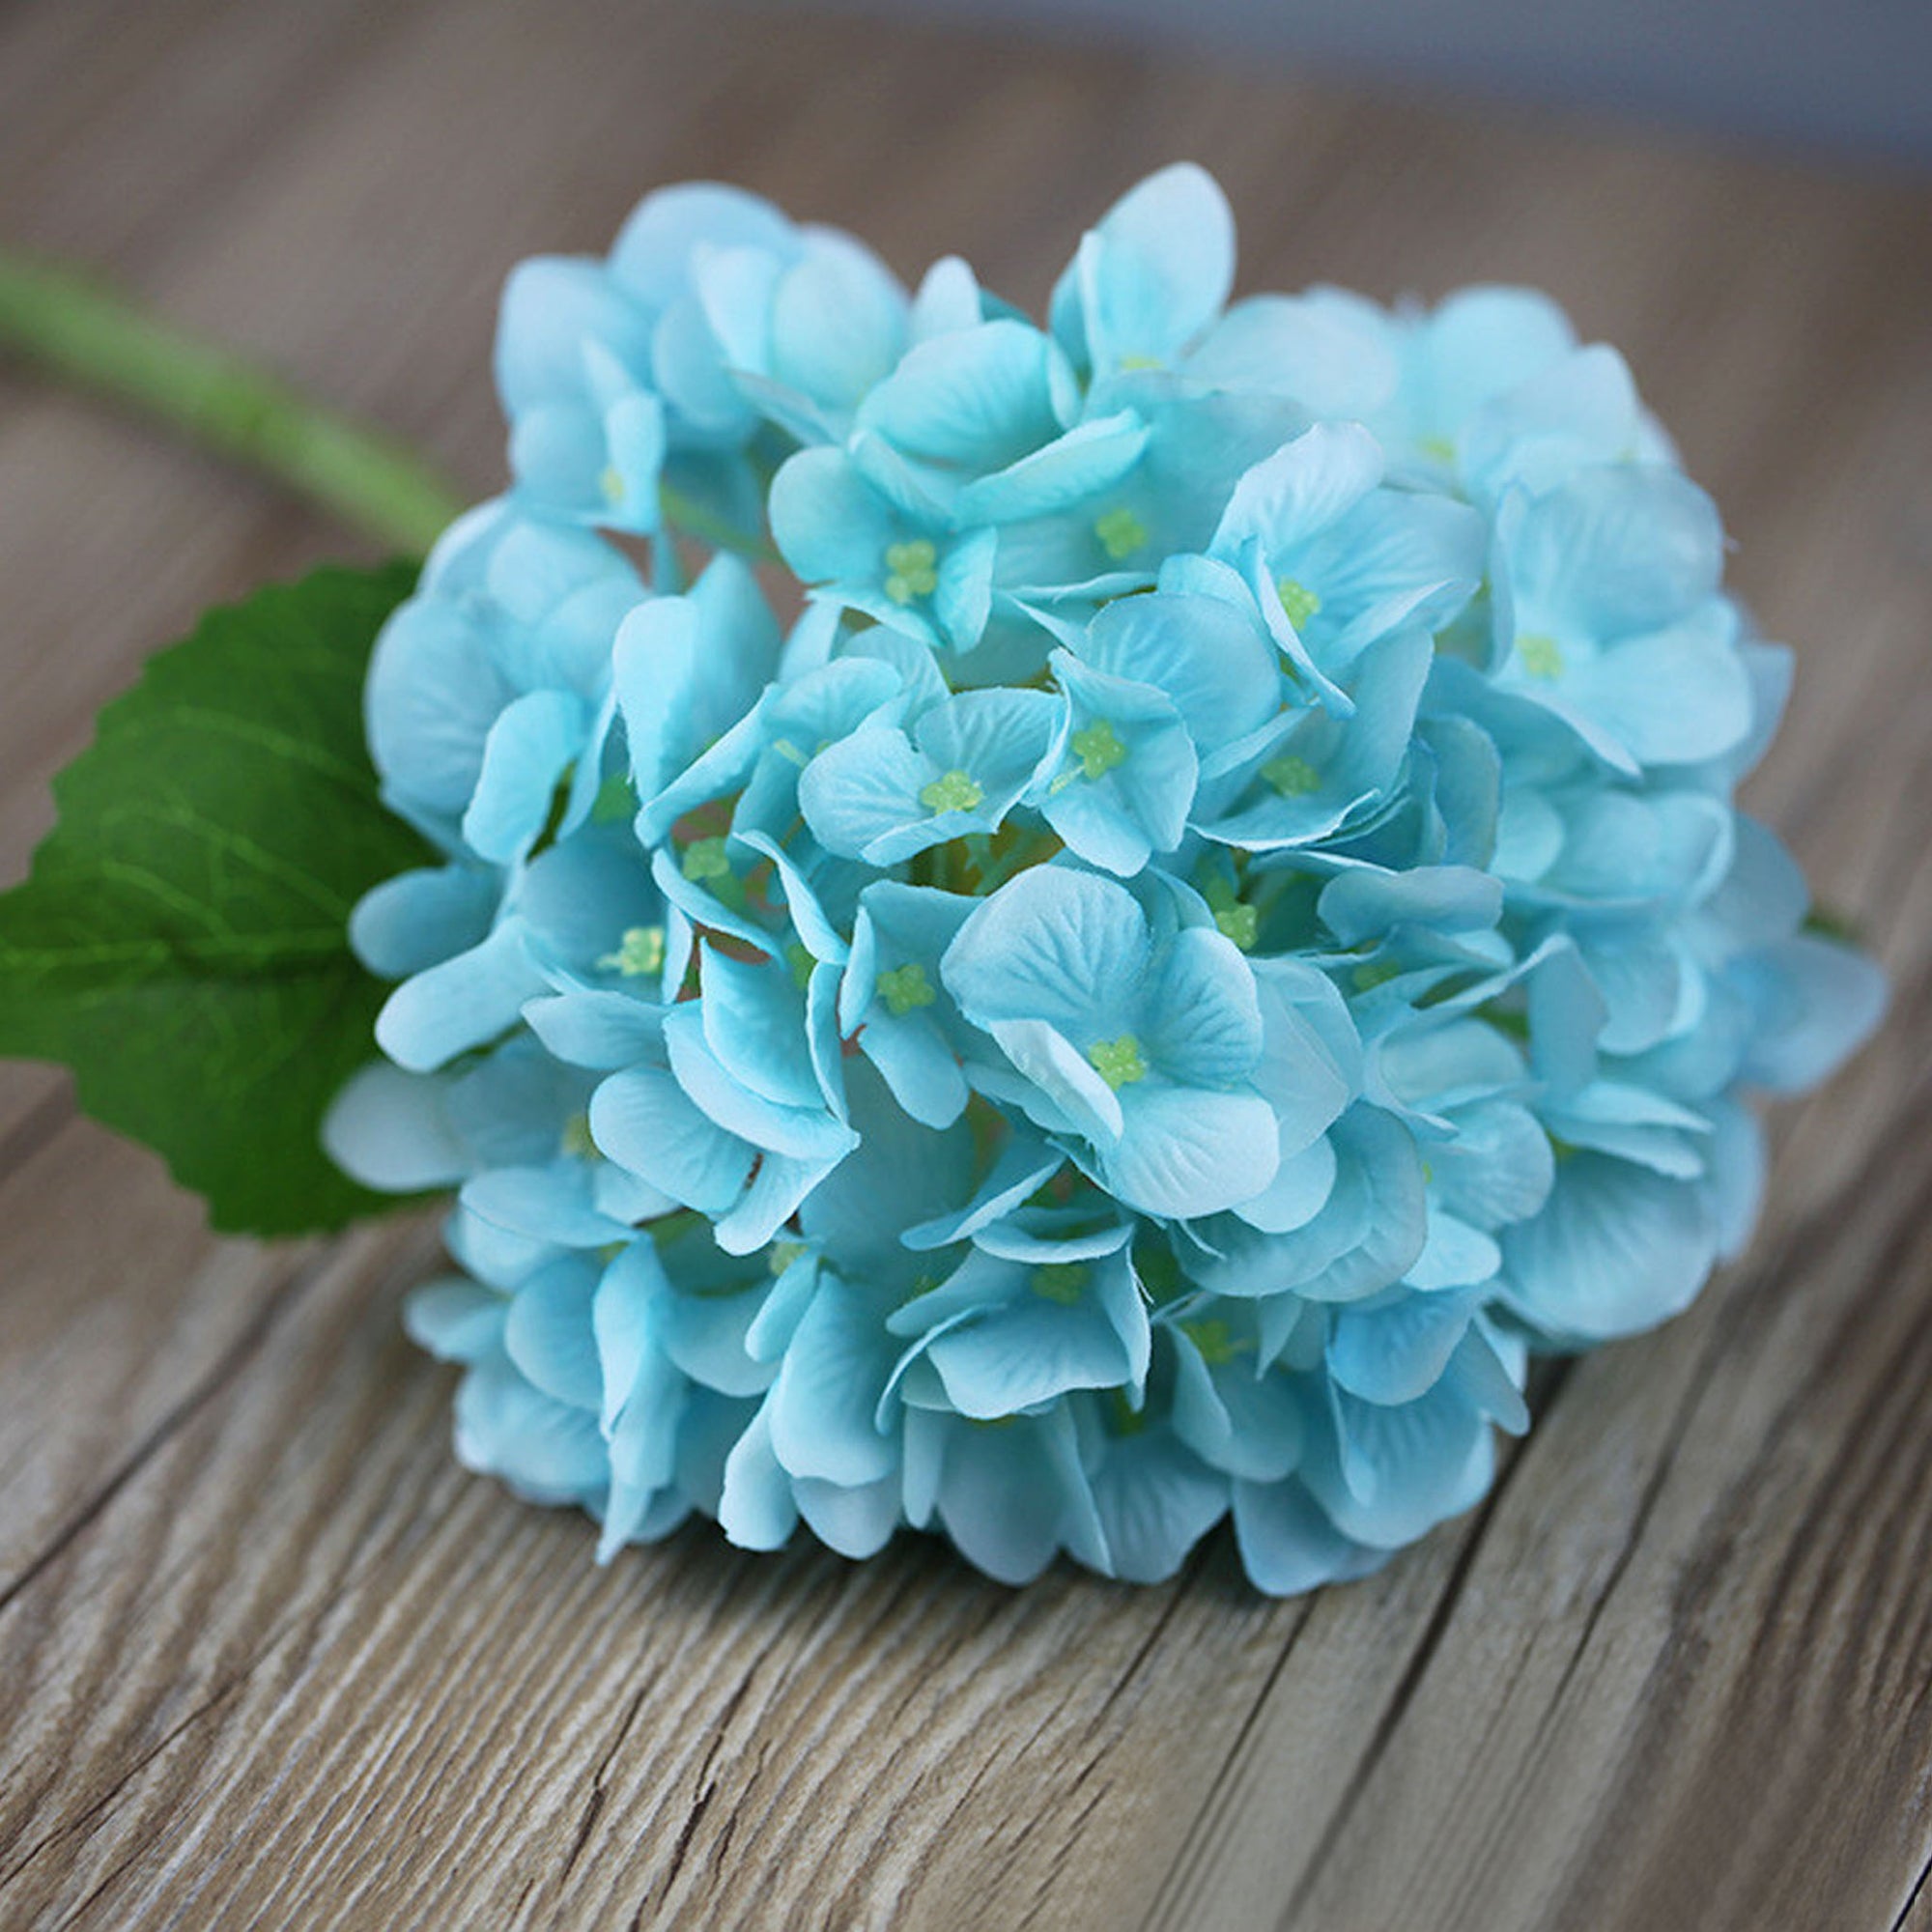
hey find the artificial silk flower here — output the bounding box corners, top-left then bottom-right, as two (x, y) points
(323, 162), (1885, 1594)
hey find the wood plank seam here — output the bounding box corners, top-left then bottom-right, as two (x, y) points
(0, 1237), (327, 1613)
(1275, 1426), (1549, 1929)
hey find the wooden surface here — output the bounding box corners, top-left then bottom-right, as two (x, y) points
(3, 3), (1930, 1926)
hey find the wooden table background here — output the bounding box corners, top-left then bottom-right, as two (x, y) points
(3, 2), (1930, 1926)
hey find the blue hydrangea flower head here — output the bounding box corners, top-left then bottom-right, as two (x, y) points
(328, 164), (1886, 1597)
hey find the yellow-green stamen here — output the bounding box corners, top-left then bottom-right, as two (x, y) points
(682, 836), (732, 882)
(1088, 1034), (1148, 1089)
(878, 962), (936, 1016)
(1033, 1262), (1090, 1304)
(883, 537), (939, 605)
(920, 768), (983, 814)
(1263, 753), (1321, 798)
(1517, 632), (1565, 680)
(1214, 902), (1260, 950)
(599, 923), (666, 978)
(1275, 575), (1322, 631)
(1094, 505), (1149, 560)
(1180, 1316), (1245, 1366)
(1070, 719), (1129, 781)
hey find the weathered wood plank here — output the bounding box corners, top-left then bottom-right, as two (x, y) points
(1, 2), (1928, 1927)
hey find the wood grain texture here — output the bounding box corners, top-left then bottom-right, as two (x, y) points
(2, 3), (1929, 1926)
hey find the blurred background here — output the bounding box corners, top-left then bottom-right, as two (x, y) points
(810, 0), (1932, 167)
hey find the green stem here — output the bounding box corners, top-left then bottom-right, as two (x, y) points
(0, 245), (781, 565)
(0, 249), (466, 553)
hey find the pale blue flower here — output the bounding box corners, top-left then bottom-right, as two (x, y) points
(1049, 162), (1236, 387)
(1488, 465), (1752, 773)
(941, 866), (1280, 1218)
(364, 502), (642, 852)
(497, 181), (908, 533)
(328, 161), (1885, 1599)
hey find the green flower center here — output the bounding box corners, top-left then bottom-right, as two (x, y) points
(883, 538), (939, 604)
(591, 771), (638, 823)
(919, 768), (983, 814)
(599, 465), (625, 506)
(1214, 902), (1259, 950)
(1033, 1262), (1090, 1304)
(600, 923), (665, 978)
(1275, 575), (1322, 631)
(1094, 505), (1149, 560)
(1088, 1034), (1148, 1089)
(560, 1113), (597, 1158)
(768, 1238), (810, 1276)
(1070, 719), (1129, 781)
(682, 836), (732, 882)
(1262, 753), (1321, 798)
(878, 961), (936, 1016)
(1517, 632), (1565, 680)
(1180, 1316), (1245, 1366)
(785, 941), (815, 988)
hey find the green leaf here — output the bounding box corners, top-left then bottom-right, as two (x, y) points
(0, 561), (431, 1236)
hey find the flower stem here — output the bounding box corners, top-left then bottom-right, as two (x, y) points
(0, 247), (466, 554)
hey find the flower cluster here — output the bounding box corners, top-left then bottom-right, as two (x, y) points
(326, 165), (1883, 1591)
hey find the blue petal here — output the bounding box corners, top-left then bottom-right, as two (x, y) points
(404, 1277), (506, 1364)
(717, 1398), (801, 1550)
(504, 1258), (603, 1408)
(350, 866), (497, 980)
(769, 445), (900, 585)
(856, 319), (1060, 471)
(798, 724), (933, 861)
(1732, 934), (1887, 1093)
(769, 1277), (899, 1485)
(495, 257), (652, 414)
(1040, 653), (1198, 875)
(1211, 422), (1383, 559)
(375, 922), (546, 1073)
(324, 1062), (470, 1192)
(921, 1405), (1109, 1583)
(698, 946), (822, 1111)
(1078, 590), (1281, 753)
(454, 1351), (608, 1502)
(1142, 926), (1264, 1086)
(943, 864), (1150, 1037)
(1052, 162), (1235, 376)
(1300, 1376), (1496, 1548)
(768, 235), (908, 414)
(609, 182), (795, 305)
(1500, 1151), (1719, 1343)
(1099, 1086), (1279, 1220)
(462, 689), (585, 862)
(1087, 1429), (1228, 1583)
(1190, 294), (1398, 416)
(589, 1064), (751, 1212)
(953, 412), (1150, 526)
(795, 1473), (901, 1559)
(1233, 1477), (1383, 1596)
